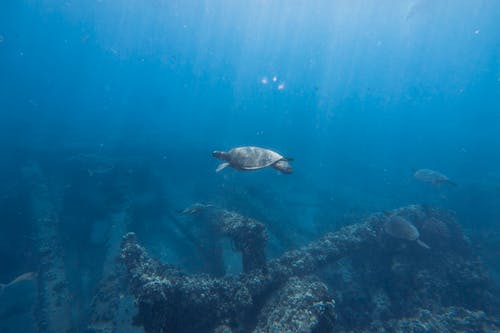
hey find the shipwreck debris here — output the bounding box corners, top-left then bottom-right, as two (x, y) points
(23, 163), (74, 332)
(120, 204), (499, 333)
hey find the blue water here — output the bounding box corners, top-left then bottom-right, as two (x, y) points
(0, 1), (499, 332)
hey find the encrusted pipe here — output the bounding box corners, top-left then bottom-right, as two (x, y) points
(23, 163), (74, 333)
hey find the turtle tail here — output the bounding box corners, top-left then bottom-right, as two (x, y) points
(283, 157), (294, 162)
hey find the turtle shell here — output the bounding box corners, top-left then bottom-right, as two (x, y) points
(384, 215), (420, 241)
(414, 169), (449, 183)
(227, 146), (285, 170)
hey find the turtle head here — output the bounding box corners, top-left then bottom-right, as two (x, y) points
(274, 160), (293, 174)
(212, 150), (229, 161)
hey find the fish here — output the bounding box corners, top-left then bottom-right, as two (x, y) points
(87, 162), (114, 176)
(68, 153), (115, 176)
(405, 0), (432, 21)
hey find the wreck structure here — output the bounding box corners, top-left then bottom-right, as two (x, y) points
(120, 204), (500, 332)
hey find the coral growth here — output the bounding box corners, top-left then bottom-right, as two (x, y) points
(182, 204), (268, 274)
(119, 204), (499, 332)
(253, 276), (335, 333)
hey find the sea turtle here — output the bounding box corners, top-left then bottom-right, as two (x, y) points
(414, 168), (456, 188)
(212, 146), (293, 174)
(384, 214), (430, 249)
(0, 271), (37, 295)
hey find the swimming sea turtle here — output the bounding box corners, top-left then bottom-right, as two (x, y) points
(414, 169), (456, 188)
(212, 146), (293, 174)
(384, 214), (430, 249)
(0, 271), (37, 295)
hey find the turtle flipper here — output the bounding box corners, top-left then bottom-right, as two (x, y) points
(416, 239), (431, 249)
(441, 179), (457, 187)
(216, 163), (229, 172)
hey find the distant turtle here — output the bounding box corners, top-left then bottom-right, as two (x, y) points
(414, 169), (456, 188)
(384, 214), (430, 249)
(212, 146), (293, 174)
(0, 271), (37, 295)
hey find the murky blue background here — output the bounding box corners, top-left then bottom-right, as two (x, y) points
(0, 0), (499, 331)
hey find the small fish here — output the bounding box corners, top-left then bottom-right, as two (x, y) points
(405, 0), (432, 21)
(69, 153), (115, 176)
(87, 162), (114, 176)
(0, 272), (37, 295)
(180, 203), (214, 215)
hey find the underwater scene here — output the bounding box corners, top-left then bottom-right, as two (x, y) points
(1, 1), (499, 332)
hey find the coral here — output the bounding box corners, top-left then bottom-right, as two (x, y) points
(120, 209), (383, 332)
(23, 164), (74, 333)
(253, 276), (335, 333)
(119, 204), (499, 333)
(323, 205), (498, 332)
(421, 217), (450, 239)
(182, 204), (268, 274)
(375, 306), (500, 333)
(121, 233), (253, 332)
